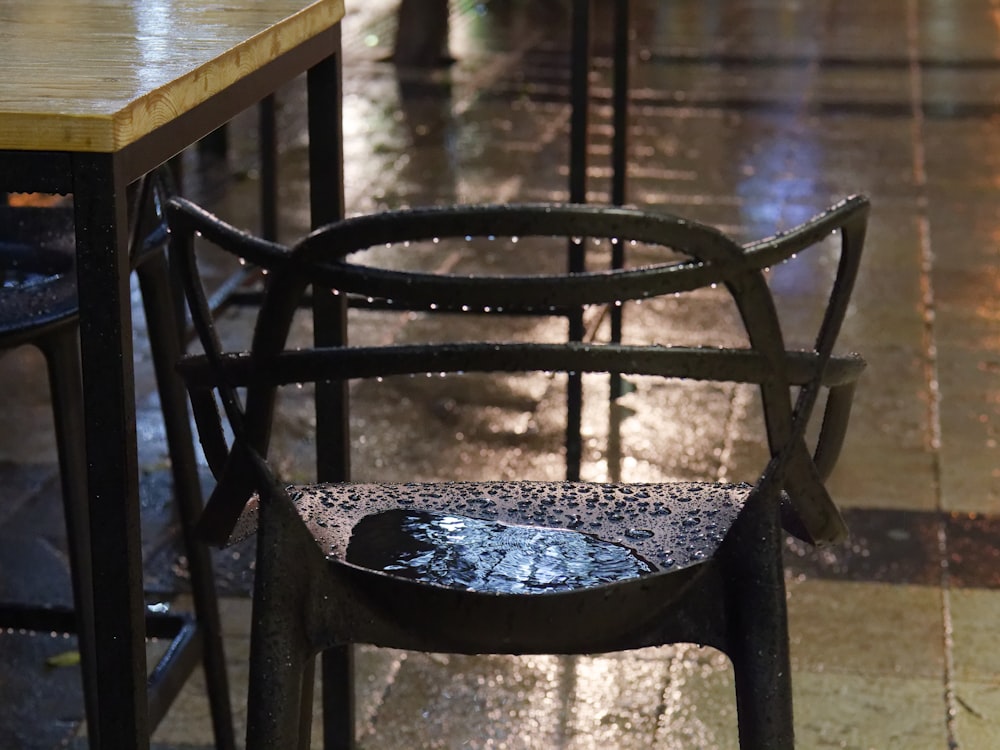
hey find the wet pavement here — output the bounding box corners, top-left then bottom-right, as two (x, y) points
(2, 0), (1000, 747)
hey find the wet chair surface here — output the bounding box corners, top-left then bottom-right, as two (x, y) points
(169, 196), (870, 749)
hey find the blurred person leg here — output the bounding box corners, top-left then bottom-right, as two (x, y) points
(393, 0), (451, 67)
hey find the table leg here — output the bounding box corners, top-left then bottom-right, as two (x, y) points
(565, 0), (592, 480)
(306, 36), (350, 750)
(309, 38), (347, 482)
(72, 153), (150, 750)
(260, 95), (279, 241)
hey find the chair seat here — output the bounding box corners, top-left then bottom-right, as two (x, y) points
(242, 480), (757, 656)
(289, 480), (751, 592)
(0, 206), (77, 343)
(0, 248), (77, 339)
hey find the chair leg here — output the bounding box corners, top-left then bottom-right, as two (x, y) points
(246, 610), (313, 750)
(322, 646), (355, 750)
(724, 501), (795, 750)
(38, 327), (101, 748)
(136, 255), (235, 750)
(245, 502), (317, 750)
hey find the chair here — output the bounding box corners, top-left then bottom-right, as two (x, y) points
(0, 175), (234, 749)
(167, 195), (870, 749)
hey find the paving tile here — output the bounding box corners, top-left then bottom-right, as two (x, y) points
(793, 671), (949, 749)
(937, 347), (1000, 515)
(949, 588), (1000, 684)
(925, 119), (1000, 192)
(926, 196), (1000, 269)
(0, 346), (62, 466)
(150, 597), (407, 749)
(0, 631), (84, 749)
(824, 345), (939, 512)
(651, 644), (739, 750)
(952, 681), (1000, 749)
(784, 508), (945, 587)
(945, 513), (1000, 589)
(360, 652), (573, 748)
(356, 645), (741, 749)
(786, 579), (945, 679)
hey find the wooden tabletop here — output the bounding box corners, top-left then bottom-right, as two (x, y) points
(0, 0), (345, 153)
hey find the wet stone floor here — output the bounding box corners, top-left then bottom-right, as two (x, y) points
(2, 0), (1000, 747)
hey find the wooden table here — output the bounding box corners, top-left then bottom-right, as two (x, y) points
(0, 0), (346, 746)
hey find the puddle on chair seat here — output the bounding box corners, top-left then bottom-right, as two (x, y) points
(345, 508), (655, 594)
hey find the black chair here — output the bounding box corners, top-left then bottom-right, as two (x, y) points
(0, 175), (234, 749)
(168, 195), (870, 749)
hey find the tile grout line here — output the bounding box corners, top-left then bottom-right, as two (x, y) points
(905, 1), (957, 748)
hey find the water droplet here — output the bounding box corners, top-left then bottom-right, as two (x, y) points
(625, 528), (654, 540)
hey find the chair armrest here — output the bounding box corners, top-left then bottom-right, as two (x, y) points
(779, 355), (865, 546)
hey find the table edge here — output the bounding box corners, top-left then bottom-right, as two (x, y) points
(0, 0), (345, 153)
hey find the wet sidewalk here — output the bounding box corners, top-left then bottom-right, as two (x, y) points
(2, 0), (1000, 747)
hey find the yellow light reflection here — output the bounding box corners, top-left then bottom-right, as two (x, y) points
(567, 646), (738, 748)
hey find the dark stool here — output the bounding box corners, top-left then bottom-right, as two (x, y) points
(0, 179), (234, 749)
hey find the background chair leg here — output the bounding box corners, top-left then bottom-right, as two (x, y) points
(136, 255), (235, 749)
(40, 328), (101, 748)
(322, 646), (355, 750)
(725, 501), (795, 750)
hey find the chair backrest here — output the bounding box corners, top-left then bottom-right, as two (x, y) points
(167, 198), (869, 548)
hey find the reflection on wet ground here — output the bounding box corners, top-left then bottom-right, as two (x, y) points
(2, 0), (1000, 747)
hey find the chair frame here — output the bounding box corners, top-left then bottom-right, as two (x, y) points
(168, 196), (869, 749)
(0, 174), (234, 749)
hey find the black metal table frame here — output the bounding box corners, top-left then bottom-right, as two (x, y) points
(0, 26), (344, 750)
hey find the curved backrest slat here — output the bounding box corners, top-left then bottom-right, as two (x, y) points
(167, 196), (869, 546)
(177, 345), (865, 392)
